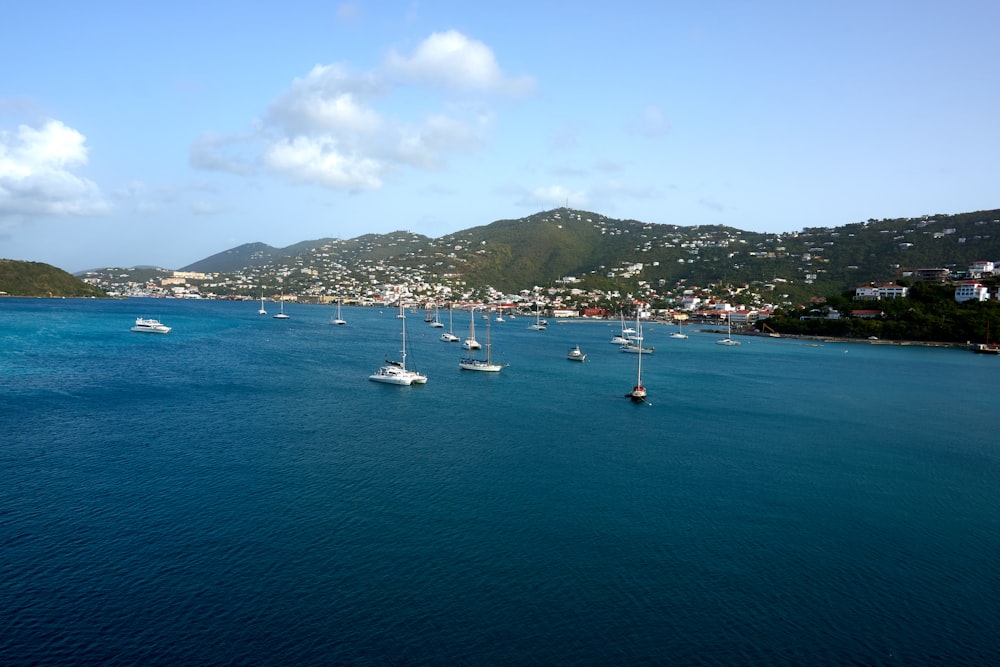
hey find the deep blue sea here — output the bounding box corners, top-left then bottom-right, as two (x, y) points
(2, 297), (998, 665)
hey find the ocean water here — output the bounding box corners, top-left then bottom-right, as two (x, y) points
(1, 297), (998, 665)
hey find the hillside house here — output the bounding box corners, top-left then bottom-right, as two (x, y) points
(969, 260), (996, 277)
(856, 283), (909, 300)
(955, 282), (991, 303)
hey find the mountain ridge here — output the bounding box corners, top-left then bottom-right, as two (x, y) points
(73, 206), (1000, 304)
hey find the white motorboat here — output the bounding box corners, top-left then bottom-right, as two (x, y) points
(567, 345), (586, 362)
(130, 317), (171, 334)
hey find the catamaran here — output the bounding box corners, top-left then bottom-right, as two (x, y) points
(370, 304), (427, 385)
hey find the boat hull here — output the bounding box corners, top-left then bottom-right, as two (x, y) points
(459, 360), (503, 372)
(131, 318), (170, 334)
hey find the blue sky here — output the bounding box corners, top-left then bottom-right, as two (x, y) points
(2, 1), (998, 273)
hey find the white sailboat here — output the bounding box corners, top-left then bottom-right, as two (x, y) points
(669, 318), (688, 339)
(333, 298), (346, 325)
(430, 304), (444, 328)
(716, 318), (741, 346)
(369, 304), (427, 385)
(528, 302), (547, 330)
(441, 303), (460, 342)
(258, 289), (267, 315)
(627, 320), (646, 403)
(460, 308), (505, 372)
(610, 312), (630, 344)
(463, 306), (481, 349)
(621, 312), (654, 353)
(273, 299), (290, 319)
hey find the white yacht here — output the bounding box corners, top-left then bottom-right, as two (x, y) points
(131, 317), (171, 334)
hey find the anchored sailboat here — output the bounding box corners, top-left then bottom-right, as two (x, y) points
(369, 304), (427, 385)
(460, 307), (505, 372)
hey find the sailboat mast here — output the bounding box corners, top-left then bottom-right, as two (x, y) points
(636, 311), (642, 384)
(485, 306), (491, 363)
(400, 303), (407, 371)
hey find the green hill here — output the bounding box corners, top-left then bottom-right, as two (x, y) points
(0, 259), (107, 297)
(82, 206), (1000, 306)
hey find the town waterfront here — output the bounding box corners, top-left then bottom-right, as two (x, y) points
(2, 297), (998, 664)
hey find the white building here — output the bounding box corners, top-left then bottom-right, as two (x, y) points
(969, 260), (995, 276)
(955, 282), (990, 302)
(855, 284), (909, 300)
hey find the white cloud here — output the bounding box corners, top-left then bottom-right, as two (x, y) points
(265, 135), (384, 190)
(266, 64), (384, 136)
(193, 31), (521, 191)
(384, 30), (535, 95)
(0, 119), (109, 219)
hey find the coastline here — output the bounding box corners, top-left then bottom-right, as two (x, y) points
(552, 317), (970, 349)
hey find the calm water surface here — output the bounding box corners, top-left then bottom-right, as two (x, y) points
(1, 298), (997, 665)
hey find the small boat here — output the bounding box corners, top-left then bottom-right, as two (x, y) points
(131, 317), (171, 334)
(332, 298), (346, 325)
(716, 319), (740, 346)
(370, 304), (427, 385)
(463, 306), (481, 350)
(626, 316), (646, 403)
(669, 319), (688, 339)
(441, 304), (460, 342)
(622, 312), (654, 353)
(972, 322), (1000, 354)
(610, 312), (631, 343)
(567, 345), (586, 362)
(460, 308), (505, 372)
(258, 289), (267, 315)
(528, 303), (547, 330)
(273, 300), (290, 319)
(430, 305), (444, 328)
